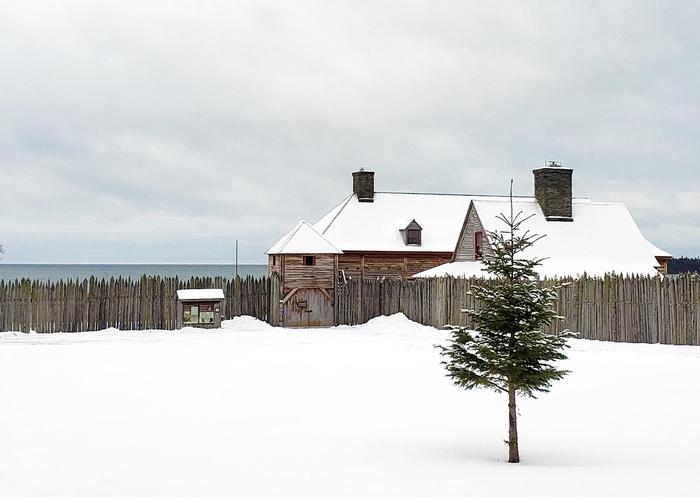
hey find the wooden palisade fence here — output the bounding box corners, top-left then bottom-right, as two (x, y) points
(0, 273), (699, 346)
(0, 275), (281, 333)
(335, 274), (700, 346)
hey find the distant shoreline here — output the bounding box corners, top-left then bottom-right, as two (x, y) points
(0, 264), (268, 282)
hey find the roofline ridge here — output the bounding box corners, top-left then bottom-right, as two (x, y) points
(275, 220), (307, 253)
(283, 219), (343, 254)
(375, 191), (534, 198)
(306, 220), (343, 253)
(320, 193), (355, 235)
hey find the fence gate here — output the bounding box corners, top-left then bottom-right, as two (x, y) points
(281, 288), (334, 328)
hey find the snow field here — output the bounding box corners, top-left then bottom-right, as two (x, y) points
(1, 314), (699, 497)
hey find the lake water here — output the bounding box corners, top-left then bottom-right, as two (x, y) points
(0, 264), (268, 282)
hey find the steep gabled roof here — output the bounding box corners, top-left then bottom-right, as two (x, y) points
(266, 220), (342, 255)
(401, 219), (423, 231)
(415, 197), (663, 278)
(646, 238), (672, 259)
(314, 192), (480, 252)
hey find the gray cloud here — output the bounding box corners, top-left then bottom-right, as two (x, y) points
(1, 0), (698, 262)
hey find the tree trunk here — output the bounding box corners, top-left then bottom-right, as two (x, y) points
(507, 381), (519, 463)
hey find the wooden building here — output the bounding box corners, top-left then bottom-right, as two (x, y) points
(267, 170), (476, 326)
(268, 166), (671, 327)
(267, 221), (342, 327)
(176, 289), (225, 329)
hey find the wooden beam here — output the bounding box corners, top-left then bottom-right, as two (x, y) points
(280, 288), (299, 305)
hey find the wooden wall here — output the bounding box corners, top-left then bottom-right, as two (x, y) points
(336, 274), (700, 346)
(280, 254), (336, 291)
(268, 254), (281, 275)
(338, 252), (452, 280)
(0, 275), (281, 332)
(453, 206), (490, 262)
(4, 273), (700, 347)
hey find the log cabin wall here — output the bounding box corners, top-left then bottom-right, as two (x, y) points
(337, 252), (452, 280)
(280, 254), (337, 291)
(268, 254), (281, 275)
(453, 207), (492, 262)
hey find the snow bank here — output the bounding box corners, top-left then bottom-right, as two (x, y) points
(222, 315), (276, 331)
(336, 312), (444, 338)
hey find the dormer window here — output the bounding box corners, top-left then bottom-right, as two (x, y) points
(400, 220), (422, 246)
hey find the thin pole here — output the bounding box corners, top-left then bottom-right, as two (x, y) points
(235, 240), (239, 278)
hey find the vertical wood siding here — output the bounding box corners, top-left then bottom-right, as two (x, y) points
(335, 274), (700, 346)
(2, 273), (699, 347)
(0, 275), (281, 332)
(454, 208), (491, 261)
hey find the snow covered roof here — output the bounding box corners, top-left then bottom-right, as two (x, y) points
(314, 192), (478, 252)
(177, 289), (225, 301)
(266, 220), (343, 255)
(646, 239), (672, 259)
(415, 197), (664, 278)
(414, 261), (491, 279)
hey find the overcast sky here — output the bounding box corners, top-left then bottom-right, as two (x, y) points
(1, 1), (698, 263)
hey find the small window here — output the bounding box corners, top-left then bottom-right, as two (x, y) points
(183, 304), (199, 324)
(304, 255), (316, 266)
(272, 256), (277, 265)
(406, 229), (421, 246)
(474, 231), (484, 260)
(199, 303), (215, 324)
(401, 220), (423, 246)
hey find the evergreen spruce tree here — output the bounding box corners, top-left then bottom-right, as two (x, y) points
(439, 184), (573, 463)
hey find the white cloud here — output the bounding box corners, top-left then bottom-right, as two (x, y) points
(0, 0), (698, 262)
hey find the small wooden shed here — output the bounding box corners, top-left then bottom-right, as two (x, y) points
(267, 220), (342, 328)
(176, 289), (225, 329)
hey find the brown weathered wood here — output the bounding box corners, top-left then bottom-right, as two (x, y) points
(1, 274), (700, 345)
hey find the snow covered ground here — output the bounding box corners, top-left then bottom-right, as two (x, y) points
(1, 314), (699, 497)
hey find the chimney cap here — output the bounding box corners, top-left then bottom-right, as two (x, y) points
(533, 161), (573, 173)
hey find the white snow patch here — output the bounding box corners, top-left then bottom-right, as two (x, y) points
(314, 192), (474, 252)
(1, 319), (699, 497)
(223, 315), (276, 331)
(416, 198), (666, 278)
(334, 312), (444, 338)
(176, 288), (225, 300)
(472, 198), (661, 277)
(415, 260), (492, 278)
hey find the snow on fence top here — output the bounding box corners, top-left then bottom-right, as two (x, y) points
(176, 289), (225, 301)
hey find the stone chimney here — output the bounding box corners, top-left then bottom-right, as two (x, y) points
(533, 162), (573, 221)
(352, 168), (375, 202)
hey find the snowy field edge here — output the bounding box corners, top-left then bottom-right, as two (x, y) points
(1, 313), (699, 497)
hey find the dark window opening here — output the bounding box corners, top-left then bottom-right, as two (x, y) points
(474, 231), (484, 260)
(406, 229), (421, 246)
(304, 255), (316, 266)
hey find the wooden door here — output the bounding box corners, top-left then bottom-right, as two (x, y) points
(282, 288), (334, 328)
